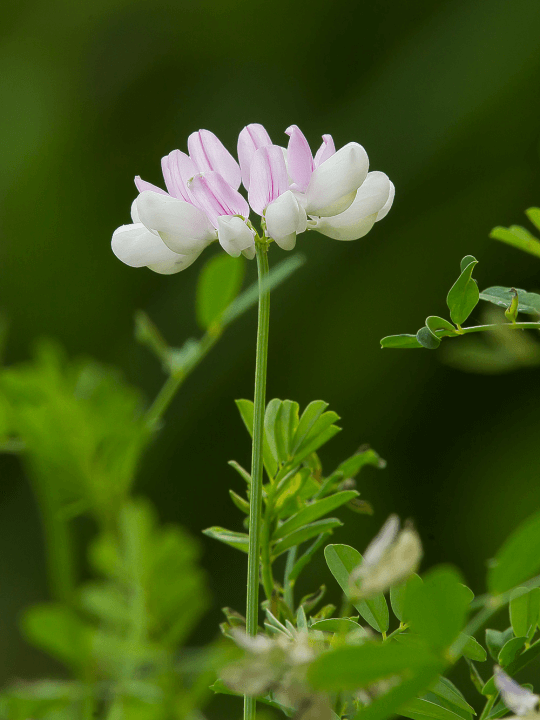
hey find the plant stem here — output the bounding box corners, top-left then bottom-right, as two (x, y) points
(244, 241), (270, 720)
(459, 322), (540, 335)
(145, 329), (221, 431)
(479, 694), (496, 720)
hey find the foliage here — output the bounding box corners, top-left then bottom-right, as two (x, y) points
(3, 196), (540, 720)
(0, 250), (305, 718)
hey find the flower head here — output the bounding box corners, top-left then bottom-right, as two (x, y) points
(111, 123), (394, 274)
(349, 515), (422, 598)
(494, 667), (540, 717)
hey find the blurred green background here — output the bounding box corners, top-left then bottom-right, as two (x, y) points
(2, 0), (540, 698)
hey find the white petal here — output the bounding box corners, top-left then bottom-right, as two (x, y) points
(242, 245), (256, 260)
(148, 251), (202, 275)
(112, 223), (183, 268)
(313, 171), (391, 241)
(313, 213), (378, 241)
(274, 232), (297, 251)
(265, 190), (302, 244)
(363, 515), (400, 566)
(494, 667), (540, 716)
(305, 142), (369, 217)
(217, 216), (255, 258)
(296, 205), (308, 234)
(377, 180), (395, 221)
(348, 172), (391, 218)
(130, 198), (140, 223)
(136, 191), (216, 254)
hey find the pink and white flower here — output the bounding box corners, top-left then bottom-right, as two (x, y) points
(246, 141), (307, 251)
(284, 124), (394, 241)
(112, 129), (255, 274)
(111, 123), (394, 274)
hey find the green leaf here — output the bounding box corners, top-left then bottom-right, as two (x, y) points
(488, 509), (540, 593)
(292, 400), (329, 453)
(308, 641), (438, 691)
(402, 698), (467, 720)
(278, 400), (299, 461)
(350, 659), (443, 720)
(405, 566), (469, 651)
(509, 587), (540, 639)
(390, 580), (406, 621)
(460, 634), (487, 662)
(294, 410), (341, 457)
(273, 491), (358, 540)
(264, 398), (284, 464)
(202, 526), (249, 553)
(310, 618), (362, 634)
(447, 258), (479, 326)
(134, 310), (170, 363)
(430, 677), (476, 716)
(426, 316), (457, 336)
(417, 326), (441, 350)
(229, 489), (249, 514)
(490, 225), (540, 260)
(485, 627), (513, 661)
(526, 208), (540, 233)
(228, 459), (251, 486)
(498, 636), (527, 667)
(21, 604), (91, 671)
(272, 518), (342, 557)
(288, 533), (332, 585)
(336, 448), (386, 477)
(235, 399), (277, 479)
(324, 544), (389, 633)
(292, 423), (341, 464)
(479, 286), (540, 315)
(460, 256), (477, 273)
(196, 252), (245, 330)
(381, 334), (423, 349)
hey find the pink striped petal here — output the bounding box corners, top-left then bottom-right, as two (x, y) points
(134, 176), (168, 195)
(161, 150), (198, 202)
(248, 146), (289, 216)
(188, 129), (242, 190)
(314, 134), (336, 168)
(238, 123), (272, 190)
(188, 171), (249, 227)
(285, 125), (314, 192)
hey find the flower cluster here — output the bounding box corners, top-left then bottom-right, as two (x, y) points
(349, 515), (422, 599)
(112, 124), (394, 274)
(222, 629), (334, 720)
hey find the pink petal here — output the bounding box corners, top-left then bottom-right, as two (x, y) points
(314, 134), (336, 168)
(161, 150), (198, 202)
(238, 123), (272, 190)
(134, 176), (168, 195)
(188, 129), (242, 190)
(188, 171), (249, 227)
(285, 125), (314, 193)
(248, 145), (289, 216)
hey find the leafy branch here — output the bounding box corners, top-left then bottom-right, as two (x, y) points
(381, 255), (540, 350)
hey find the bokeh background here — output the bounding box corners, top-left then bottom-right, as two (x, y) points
(2, 0), (540, 709)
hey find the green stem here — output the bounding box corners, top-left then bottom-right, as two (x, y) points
(450, 573), (540, 659)
(32, 472), (76, 603)
(479, 694), (496, 720)
(244, 241), (270, 720)
(459, 322), (540, 335)
(145, 328), (221, 430)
